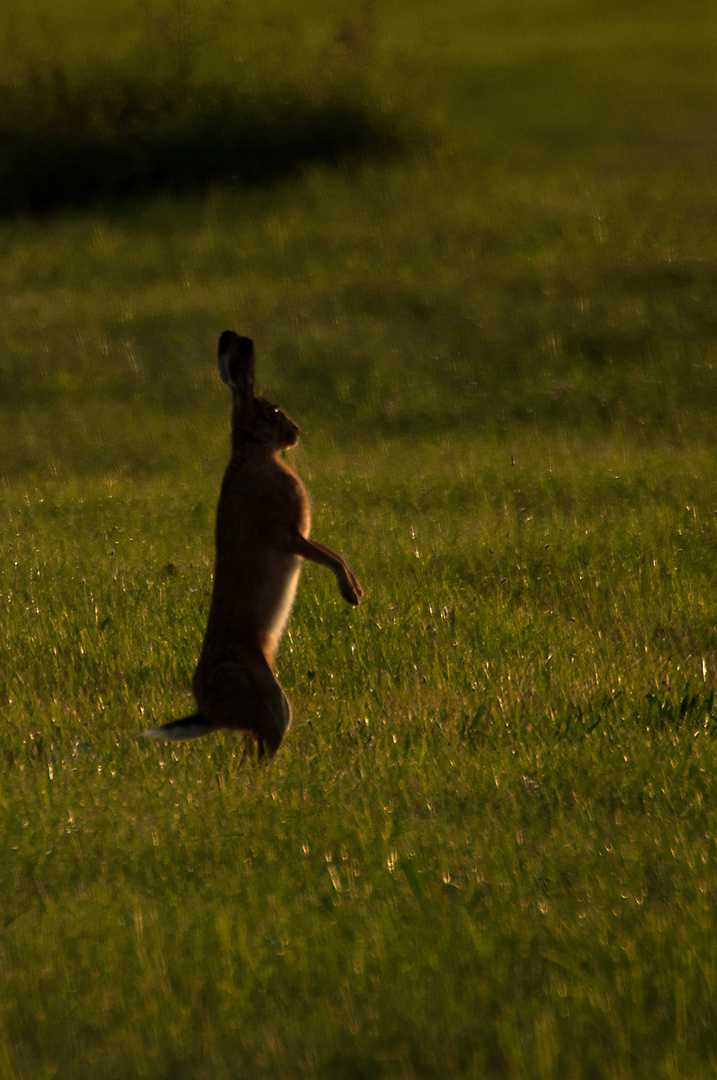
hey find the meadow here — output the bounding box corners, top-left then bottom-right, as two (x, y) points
(2, 1), (717, 1077)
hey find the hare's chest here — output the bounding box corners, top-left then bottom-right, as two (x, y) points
(216, 461), (310, 541)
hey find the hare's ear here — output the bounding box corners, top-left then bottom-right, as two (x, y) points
(218, 331), (255, 401)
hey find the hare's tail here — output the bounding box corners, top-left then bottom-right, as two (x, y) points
(141, 712), (212, 741)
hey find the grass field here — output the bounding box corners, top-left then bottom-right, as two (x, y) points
(2, 1), (717, 1077)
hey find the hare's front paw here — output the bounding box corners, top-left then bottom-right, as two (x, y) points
(340, 572), (363, 606)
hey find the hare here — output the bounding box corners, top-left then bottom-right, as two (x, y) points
(143, 331), (363, 755)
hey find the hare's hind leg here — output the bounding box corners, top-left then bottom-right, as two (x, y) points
(202, 659), (291, 756)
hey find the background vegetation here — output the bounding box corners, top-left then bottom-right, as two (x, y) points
(2, 1), (717, 1077)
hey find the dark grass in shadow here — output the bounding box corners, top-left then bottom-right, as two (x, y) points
(0, 65), (428, 215)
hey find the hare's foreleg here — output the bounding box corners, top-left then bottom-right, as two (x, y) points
(289, 532), (363, 605)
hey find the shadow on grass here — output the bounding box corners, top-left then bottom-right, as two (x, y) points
(0, 65), (427, 215)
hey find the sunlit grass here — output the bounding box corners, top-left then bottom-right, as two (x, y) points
(3, 438), (717, 1076)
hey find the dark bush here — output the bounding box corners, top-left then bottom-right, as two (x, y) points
(0, 63), (426, 214)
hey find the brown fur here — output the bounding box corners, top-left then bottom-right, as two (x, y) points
(143, 331), (362, 754)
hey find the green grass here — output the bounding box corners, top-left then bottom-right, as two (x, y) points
(2, 1), (717, 1077)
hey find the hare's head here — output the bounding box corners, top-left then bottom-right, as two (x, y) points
(218, 331), (300, 450)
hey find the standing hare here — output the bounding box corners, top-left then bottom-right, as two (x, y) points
(143, 331), (363, 754)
